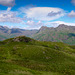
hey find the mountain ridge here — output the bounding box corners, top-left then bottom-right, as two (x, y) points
(1, 24), (75, 45)
(32, 24), (75, 45)
(0, 25), (38, 41)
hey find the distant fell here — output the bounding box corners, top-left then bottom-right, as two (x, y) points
(0, 25), (38, 41)
(32, 24), (75, 45)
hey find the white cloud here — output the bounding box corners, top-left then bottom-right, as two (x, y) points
(0, 7), (24, 23)
(55, 21), (75, 26)
(71, 0), (75, 5)
(68, 10), (75, 17)
(25, 20), (44, 29)
(24, 21), (75, 29)
(7, 7), (12, 12)
(0, 0), (15, 7)
(20, 7), (65, 21)
(45, 21), (75, 27)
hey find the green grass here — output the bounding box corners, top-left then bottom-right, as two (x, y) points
(0, 36), (75, 75)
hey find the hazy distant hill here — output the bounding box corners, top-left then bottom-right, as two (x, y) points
(32, 24), (75, 45)
(0, 26), (38, 41)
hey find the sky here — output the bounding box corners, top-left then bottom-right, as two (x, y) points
(0, 0), (75, 29)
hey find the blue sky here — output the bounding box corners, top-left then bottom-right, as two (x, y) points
(0, 0), (75, 29)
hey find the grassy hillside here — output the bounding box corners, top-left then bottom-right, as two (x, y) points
(0, 36), (75, 75)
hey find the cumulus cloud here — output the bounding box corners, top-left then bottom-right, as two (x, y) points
(71, 0), (75, 5)
(45, 21), (75, 27)
(0, 0), (15, 7)
(68, 10), (75, 17)
(25, 20), (44, 29)
(7, 7), (12, 11)
(20, 7), (65, 21)
(24, 20), (75, 29)
(0, 7), (24, 23)
(53, 21), (75, 26)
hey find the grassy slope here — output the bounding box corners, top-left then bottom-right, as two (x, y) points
(0, 36), (75, 75)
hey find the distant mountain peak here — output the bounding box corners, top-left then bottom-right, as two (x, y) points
(40, 26), (54, 31)
(0, 25), (9, 29)
(39, 26), (48, 32)
(40, 26), (48, 29)
(40, 24), (69, 30)
(57, 24), (68, 27)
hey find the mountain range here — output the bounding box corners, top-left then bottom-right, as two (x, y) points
(32, 24), (75, 45)
(0, 26), (38, 41)
(0, 24), (75, 45)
